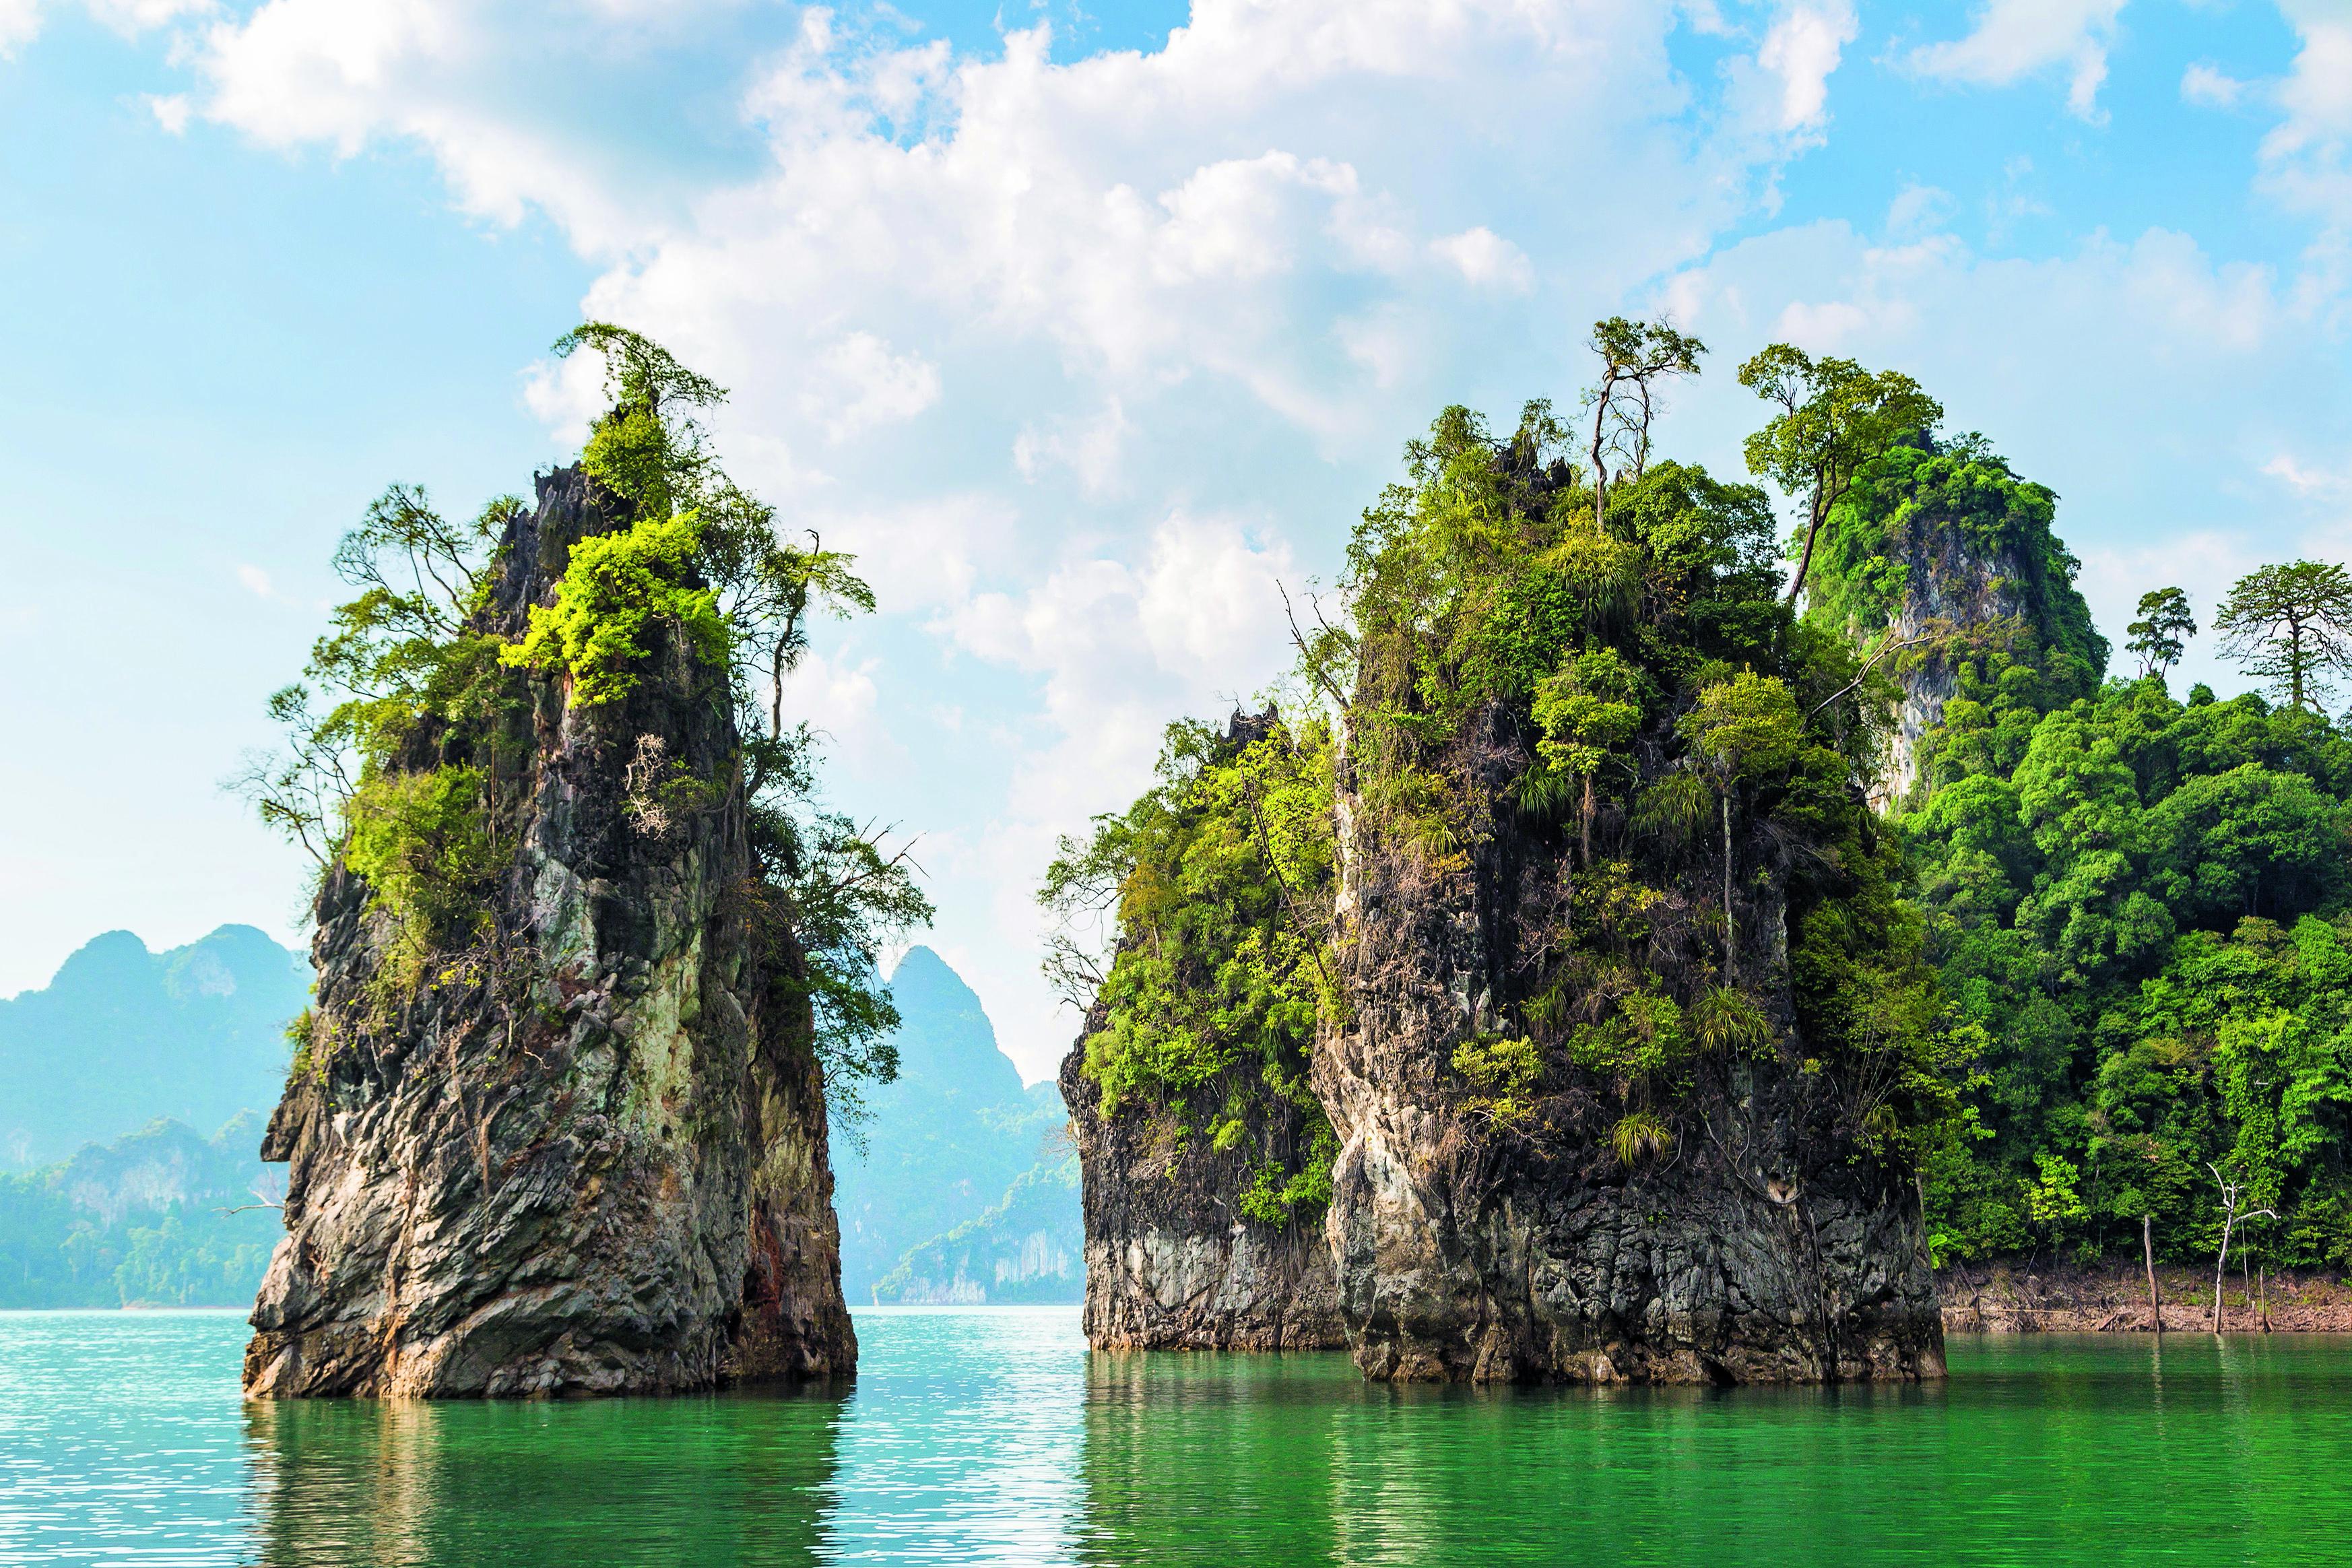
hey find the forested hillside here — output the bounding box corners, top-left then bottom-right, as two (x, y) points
(1810, 434), (2352, 1272)
(1907, 676), (2352, 1267)
(0, 1115), (280, 1307)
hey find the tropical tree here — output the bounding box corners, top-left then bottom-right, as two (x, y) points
(1583, 316), (1705, 530)
(1533, 647), (1642, 865)
(1678, 671), (1803, 980)
(2215, 559), (2352, 714)
(2126, 587), (2196, 680)
(1737, 345), (1942, 606)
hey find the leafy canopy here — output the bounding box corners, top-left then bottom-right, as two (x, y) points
(2215, 558), (2352, 714)
(2126, 587), (2196, 680)
(1738, 344), (1943, 603)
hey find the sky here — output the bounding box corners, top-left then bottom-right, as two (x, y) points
(3, 0), (2349, 1081)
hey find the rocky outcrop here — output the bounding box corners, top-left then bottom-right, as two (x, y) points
(1317, 713), (1945, 1385)
(1870, 521), (2045, 806)
(874, 1154), (1084, 1305)
(243, 466), (853, 1398)
(1806, 439), (2105, 807)
(1061, 1017), (1344, 1350)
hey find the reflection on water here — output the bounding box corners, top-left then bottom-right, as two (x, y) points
(242, 1387), (841, 1567)
(3, 1308), (2352, 1565)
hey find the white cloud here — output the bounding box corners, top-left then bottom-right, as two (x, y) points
(2182, 61), (2249, 109)
(2255, 0), (2352, 265)
(777, 647), (896, 771)
(1757, 1), (1857, 133)
(1907, 0), (2126, 121)
(140, 0), (2349, 1074)
(0, 0), (211, 53)
(1013, 398), (1134, 496)
(933, 508), (1299, 1048)
(86, 0), (209, 33)
(1431, 226), (1535, 292)
(236, 564), (273, 597)
(145, 92), (191, 133)
(806, 333), (942, 445)
(2264, 452), (2351, 499)
(0, 0), (39, 55)
(1658, 211), (2339, 702)
(823, 492), (1019, 615)
(1885, 183), (1956, 237)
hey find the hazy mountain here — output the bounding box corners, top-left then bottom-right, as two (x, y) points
(874, 1149), (1082, 1305)
(832, 947), (1078, 1303)
(0, 926), (308, 1169)
(0, 1114), (281, 1307)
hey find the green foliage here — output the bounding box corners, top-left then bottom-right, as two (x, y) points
(1049, 716), (1332, 1116)
(1452, 1034), (1544, 1122)
(1534, 648), (1643, 780)
(2215, 558), (2352, 714)
(0, 1120), (282, 1309)
(1041, 712), (1337, 1218)
(340, 764), (500, 1000)
(1609, 1110), (1672, 1167)
(1238, 1121), (1340, 1225)
(1737, 345), (1943, 601)
(1909, 675), (2352, 1266)
(1583, 315), (1705, 525)
(555, 322), (726, 521)
(1336, 380), (1965, 1163)
(1681, 672), (1803, 781)
(234, 325), (928, 1111)
(502, 514), (729, 706)
(2126, 587), (2196, 680)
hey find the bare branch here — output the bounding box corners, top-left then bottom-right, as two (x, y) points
(1808, 632), (1927, 720)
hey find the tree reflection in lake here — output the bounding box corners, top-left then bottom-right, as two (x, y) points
(242, 1383), (843, 1567)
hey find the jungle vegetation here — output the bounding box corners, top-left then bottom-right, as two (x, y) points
(1045, 323), (1969, 1222)
(1803, 422), (2352, 1270)
(1051, 318), (2352, 1276)
(236, 325), (928, 1113)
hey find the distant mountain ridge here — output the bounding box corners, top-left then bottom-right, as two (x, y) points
(831, 946), (1080, 1303)
(0, 926), (307, 1168)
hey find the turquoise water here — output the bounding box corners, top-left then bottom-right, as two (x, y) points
(3, 1309), (2349, 1565)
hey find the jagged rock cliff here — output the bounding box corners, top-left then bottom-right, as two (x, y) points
(244, 467), (854, 1397)
(1318, 717), (1944, 1383)
(1061, 1014), (1343, 1349)
(1297, 415), (1947, 1385)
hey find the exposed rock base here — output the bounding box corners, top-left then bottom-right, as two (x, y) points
(1317, 733), (1945, 1386)
(1061, 1044), (1343, 1351)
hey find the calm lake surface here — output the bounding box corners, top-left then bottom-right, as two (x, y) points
(2, 1307), (2349, 1565)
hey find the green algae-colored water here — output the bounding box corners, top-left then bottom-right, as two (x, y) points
(4, 1307), (2349, 1565)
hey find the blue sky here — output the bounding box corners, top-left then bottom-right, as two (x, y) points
(4, 0), (2349, 1078)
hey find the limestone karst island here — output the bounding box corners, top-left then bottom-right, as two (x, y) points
(7, 3), (2352, 1563)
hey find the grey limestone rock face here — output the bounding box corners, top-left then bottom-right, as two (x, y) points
(1059, 1021), (1343, 1351)
(1315, 714), (1945, 1386)
(243, 467), (854, 1398)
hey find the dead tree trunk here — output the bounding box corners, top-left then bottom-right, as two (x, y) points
(2207, 1163), (2277, 1334)
(2143, 1213), (2162, 1335)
